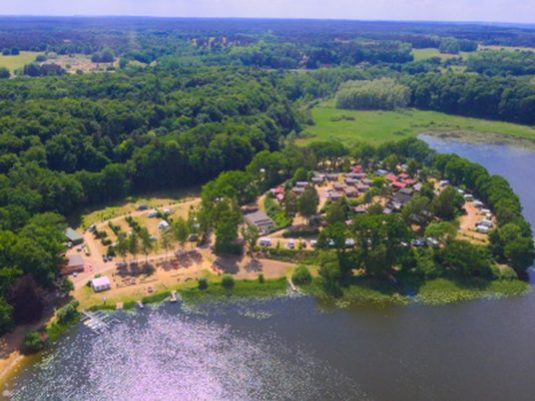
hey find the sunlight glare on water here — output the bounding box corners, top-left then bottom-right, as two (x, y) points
(7, 309), (367, 401)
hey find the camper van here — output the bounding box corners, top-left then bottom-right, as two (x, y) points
(476, 225), (490, 234)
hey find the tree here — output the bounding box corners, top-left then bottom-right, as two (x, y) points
(336, 78), (411, 111)
(241, 223), (259, 257)
(318, 260), (342, 297)
(298, 187), (319, 223)
(292, 265), (312, 285)
(401, 195), (432, 225)
(439, 38), (461, 54)
(22, 331), (45, 354)
(424, 221), (457, 244)
(0, 67), (10, 79)
(384, 154), (399, 172)
(325, 198), (349, 225)
(442, 240), (492, 277)
(432, 186), (463, 221)
(56, 300), (79, 324)
(364, 243), (391, 277)
(115, 233), (128, 263)
(292, 167), (309, 183)
(198, 277), (208, 290)
(128, 232), (139, 263)
(215, 219), (240, 255)
(173, 217), (190, 250)
(283, 191), (298, 218)
(0, 298), (13, 335)
(504, 237), (535, 272)
(139, 228), (153, 264)
(7, 275), (47, 324)
(160, 228), (174, 260)
(221, 274), (235, 290)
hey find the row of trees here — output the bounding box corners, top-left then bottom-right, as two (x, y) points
(405, 73), (535, 125)
(466, 50), (535, 76)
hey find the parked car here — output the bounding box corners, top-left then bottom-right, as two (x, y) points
(411, 239), (426, 247)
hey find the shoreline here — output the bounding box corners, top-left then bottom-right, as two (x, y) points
(419, 130), (535, 149)
(0, 273), (530, 390)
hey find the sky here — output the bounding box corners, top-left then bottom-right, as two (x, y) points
(1, 0), (535, 24)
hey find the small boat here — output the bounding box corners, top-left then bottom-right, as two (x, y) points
(137, 300), (144, 309)
(169, 291), (177, 303)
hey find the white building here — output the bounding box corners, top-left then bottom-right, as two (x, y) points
(91, 276), (111, 292)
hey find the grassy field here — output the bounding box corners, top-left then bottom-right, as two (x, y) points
(76, 188), (199, 229)
(299, 101), (535, 146)
(479, 45), (535, 53)
(412, 48), (471, 61)
(0, 51), (42, 72)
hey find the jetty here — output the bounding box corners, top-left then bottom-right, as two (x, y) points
(81, 310), (119, 334)
(287, 277), (298, 293)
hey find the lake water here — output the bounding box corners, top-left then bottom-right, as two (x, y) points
(5, 136), (535, 401)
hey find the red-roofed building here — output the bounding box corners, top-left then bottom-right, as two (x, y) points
(392, 181), (408, 189)
(386, 175), (397, 183)
(271, 187), (285, 195)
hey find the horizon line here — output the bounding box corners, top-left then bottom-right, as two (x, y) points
(0, 15), (532, 26)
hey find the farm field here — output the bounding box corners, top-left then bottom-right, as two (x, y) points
(300, 101), (535, 145)
(0, 51), (43, 72)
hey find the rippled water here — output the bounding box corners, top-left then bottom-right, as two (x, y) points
(6, 301), (366, 401)
(6, 136), (535, 401)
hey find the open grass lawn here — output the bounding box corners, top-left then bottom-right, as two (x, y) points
(0, 51), (43, 72)
(299, 101), (535, 146)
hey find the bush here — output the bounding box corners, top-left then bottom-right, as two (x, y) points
(292, 265), (312, 285)
(22, 331), (45, 354)
(221, 274), (235, 290)
(198, 277), (208, 290)
(56, 300), (80, 324)
(258, 274), (265, 284)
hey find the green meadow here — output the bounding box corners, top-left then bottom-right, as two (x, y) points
(299, 101), (535, 146)
(0, 51), (43, 72)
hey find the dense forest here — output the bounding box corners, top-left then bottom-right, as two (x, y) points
(1, 18), (535, 334)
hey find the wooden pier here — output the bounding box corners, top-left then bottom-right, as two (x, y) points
(81, 310), (119, 334)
